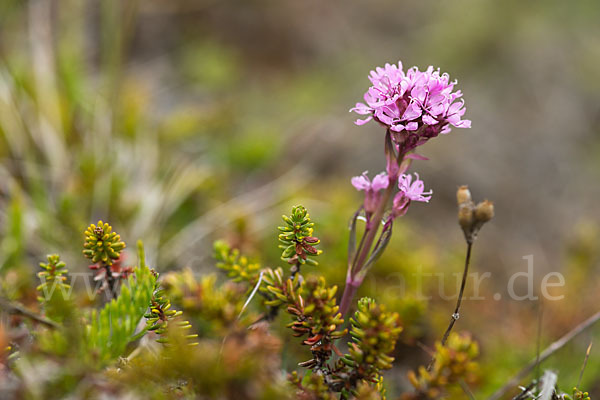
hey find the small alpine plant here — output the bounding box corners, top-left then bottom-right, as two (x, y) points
(0, 61), (585, 400)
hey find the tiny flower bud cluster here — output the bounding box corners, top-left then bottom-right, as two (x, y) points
(162, 270), (248, 334)
(405, 333), (479, 399)
(214, 240), (262, 286)
(342, 298), (402, 380)
(37, 254), (70, 301)
(571, 388), (591, 400)
(83, 222), (129, 298)
(83, 221), (126, 266)
(291, 297), (402, 398)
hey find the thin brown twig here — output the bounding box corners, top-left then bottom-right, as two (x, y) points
(0, 296), (59, 328)
(459, 379), (476, 400)
(416, 340), (435, 357)
(512, 381), (537, 400)
(428, 240), (473, 370)
(442, 241), (473, 345)
(577, 341), (592, 388)
(488, 309), (600, 400)
(102, 262), (118, 300)
(535, 298), (544, 388)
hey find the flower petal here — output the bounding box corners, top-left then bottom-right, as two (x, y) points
(405, 122), (419, 131)
(422, 114), (437, 125)
(351, 174), (370, 191)
(355, 117), (373, 126)
(371, 172), (389, 191)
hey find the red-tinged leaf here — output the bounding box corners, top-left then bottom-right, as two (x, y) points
(332, 343), (343, 357)
(303, 244), (318, 255)
(304, 236), (319, 244)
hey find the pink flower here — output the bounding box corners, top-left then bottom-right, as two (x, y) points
(351, 171), (389, 214)
(350, 62), (471, 151)
(398, 173), (432, 202)
(351, 171), (388, 192)
(392, 173), (432, 217)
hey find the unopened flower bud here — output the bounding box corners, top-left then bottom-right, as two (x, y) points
(475, 200), (494, 223)
(456, 185), (472, 205)
(458, 203), (474, 232)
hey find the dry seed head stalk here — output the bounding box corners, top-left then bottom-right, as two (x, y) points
(475, 199), (494, 223)
(83, 221), (126, 266)
(457, 185), (474, 232)
(456, 186), (494, 243)
(456, 185), (472, 204)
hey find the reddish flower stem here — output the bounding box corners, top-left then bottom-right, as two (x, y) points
(339, 131), (406, 317)
(338, 277), (360, 321)
(340, 181), (394, 317)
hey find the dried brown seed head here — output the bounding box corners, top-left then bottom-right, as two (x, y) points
(475, 200), (494, 223)
(456, 185), (472, 205)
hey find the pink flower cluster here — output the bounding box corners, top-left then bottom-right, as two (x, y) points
(352, 171), (431, 218)
(351, 62), (471, 150)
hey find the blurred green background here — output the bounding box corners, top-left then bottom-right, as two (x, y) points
(1, 0), (600, 397)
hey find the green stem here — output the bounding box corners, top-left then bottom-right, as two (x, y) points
(129, 326), (149, 343)
(350, 227), (368, 276)
(353, 186), (393, 273)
